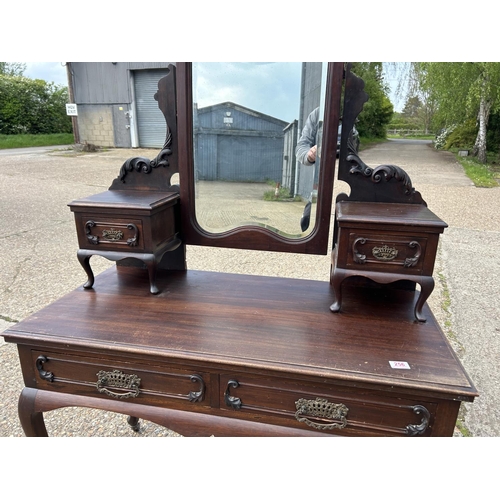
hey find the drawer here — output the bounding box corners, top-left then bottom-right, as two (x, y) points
(220, 374), (437, 436)
(346, 231), (428, 274)
(31, 350), (210, 411)
(75, 215), (145, 251)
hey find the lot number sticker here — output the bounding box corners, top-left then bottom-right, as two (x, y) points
(389, 361), (411, 369)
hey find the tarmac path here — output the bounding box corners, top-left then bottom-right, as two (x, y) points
(1, 140), (499, 437)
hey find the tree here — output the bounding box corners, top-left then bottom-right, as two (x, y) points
(0, 62), (26, 76)
(419, 62), (500, 163)
(0, 75), (72, 134)
(402, 96), (422, 118)
(350, 62), (394, 138)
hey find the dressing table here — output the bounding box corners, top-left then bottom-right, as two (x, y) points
(2, 62), (477, 436)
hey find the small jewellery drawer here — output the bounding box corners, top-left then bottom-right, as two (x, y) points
(346, 231), (428, 275)
(32, 350), (210, 410)
(76, 216), (144, 251)
(220, 374), (436, 437)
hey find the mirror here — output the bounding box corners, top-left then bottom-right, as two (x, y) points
(176, 62), (343, 254)
(191, 62), (326, 238)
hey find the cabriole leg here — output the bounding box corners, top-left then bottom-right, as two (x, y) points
(18, 387), (48, 437)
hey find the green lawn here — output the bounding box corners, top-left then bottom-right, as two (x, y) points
(0, 133), (74, 149)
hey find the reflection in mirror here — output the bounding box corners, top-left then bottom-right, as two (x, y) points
(191, 63), (327, 239)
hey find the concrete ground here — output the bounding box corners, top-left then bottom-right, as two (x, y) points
(1, 140), (499, 437)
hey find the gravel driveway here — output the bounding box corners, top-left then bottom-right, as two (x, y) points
(1, 140), (499, 437)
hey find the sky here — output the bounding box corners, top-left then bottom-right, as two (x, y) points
(16, 61), (405, 113)
(194, 62), (304, 122)
(23, 62), (69, 86)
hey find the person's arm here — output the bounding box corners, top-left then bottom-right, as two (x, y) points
(295, 108), (319, 166)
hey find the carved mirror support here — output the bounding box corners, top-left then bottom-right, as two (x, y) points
(337, 64), (426, 206)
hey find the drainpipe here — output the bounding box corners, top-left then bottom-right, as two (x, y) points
(65, 62), (80, 144)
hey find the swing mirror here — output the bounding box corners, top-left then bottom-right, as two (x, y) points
(177, 62), (343, 254)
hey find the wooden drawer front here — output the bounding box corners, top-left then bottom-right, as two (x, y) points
(77, 216), (144, 251)
(346, 231), (428, 274)
(220, 374), (437, 437)
(32, 350), (209, 410)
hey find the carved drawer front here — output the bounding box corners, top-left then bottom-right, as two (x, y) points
(32, 350), (209, 409)
(220, 374), (436, 436)
(77, 216), (144, 251)
(346, 231), (428, 275)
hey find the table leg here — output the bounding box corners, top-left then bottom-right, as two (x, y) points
(415, 276), (435, 322)
(144, 258), (160, 295)
(18, 387), (48, 437)
(330, 269), (346, 313)
(127, 416), (141, 432)
(77, 250), (95, 289)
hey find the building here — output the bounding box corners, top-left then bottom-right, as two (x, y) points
(67, 62), (173, 148)
(194, 101), (288, 183)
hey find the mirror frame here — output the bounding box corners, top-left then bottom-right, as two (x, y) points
(176, 62), (344, 255)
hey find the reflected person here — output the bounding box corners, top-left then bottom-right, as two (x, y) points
(295, 107), (321, 232)
(296, 106), (320, 167)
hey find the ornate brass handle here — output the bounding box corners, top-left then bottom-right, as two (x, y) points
(96, 369), (141, 399)
(224, 379), (242, 409)
(36, 355), (54, 382)
(405, 404), (431, 436)
(295, 397), (349, 430)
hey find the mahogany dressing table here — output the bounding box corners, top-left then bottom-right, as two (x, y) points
(2, 62), (477, 436)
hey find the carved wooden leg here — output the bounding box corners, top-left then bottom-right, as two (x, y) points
(77, 250), (95, 289)
(330, 269), (346, 313)
(414, 276), (435, 322)
(18, 387), (49, 437)
(144, 257), (159, 295)
(127, 416), (141, 432)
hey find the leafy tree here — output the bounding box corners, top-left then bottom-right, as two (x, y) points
(419, 62), (500, 162)
(0, 62), (26, 76)
(350, 62), (394, 138)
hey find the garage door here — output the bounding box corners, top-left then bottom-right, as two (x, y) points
(134, 69), (171, 148)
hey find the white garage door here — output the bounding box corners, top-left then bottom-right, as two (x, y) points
(134, 69), (171, 148)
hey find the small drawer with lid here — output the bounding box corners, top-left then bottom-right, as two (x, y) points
(75, 216), (145, 251)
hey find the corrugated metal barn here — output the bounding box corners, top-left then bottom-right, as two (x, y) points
(67, 62), (173, 148)
(194, 102), (288, 183)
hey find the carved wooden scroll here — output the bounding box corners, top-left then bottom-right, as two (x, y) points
(109, 64), (179, 193)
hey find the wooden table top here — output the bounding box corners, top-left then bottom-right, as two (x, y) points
(3, 266), (477, 401)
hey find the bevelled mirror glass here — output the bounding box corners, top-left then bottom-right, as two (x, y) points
(176, 62), (343, 254)
(192, 62), (326, 238)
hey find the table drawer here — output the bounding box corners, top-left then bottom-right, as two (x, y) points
(220, 374), (437, 436)
(75, 215), (145, 251)
(346, 231), (428, 274)
(31, 350), (210, 410)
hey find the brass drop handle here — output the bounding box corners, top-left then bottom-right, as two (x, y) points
(96, 369), (141, 399)
(295, 397), (349, 430)
(224, 379), (242, 409)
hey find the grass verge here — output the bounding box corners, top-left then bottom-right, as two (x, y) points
(456, 156), (499, 187)
(387, 134), (435, 140)
(0, 133), (74, 149)
(436, 270), (472, 436)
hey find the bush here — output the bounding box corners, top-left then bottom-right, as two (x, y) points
(0, 75), (72, 135)
(487, 112), (500, 153)
(434, 126), (455, 149)
(444, 120), (477, 150)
